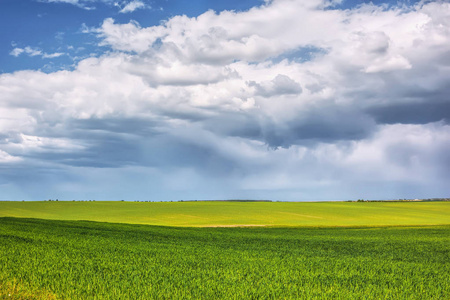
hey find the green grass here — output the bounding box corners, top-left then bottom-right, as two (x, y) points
(0, 218), (449, 299)
(0, 201), (449, 227)
(1, 202), (449, 298)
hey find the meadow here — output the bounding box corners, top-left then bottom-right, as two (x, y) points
(0, 201), (449, 299)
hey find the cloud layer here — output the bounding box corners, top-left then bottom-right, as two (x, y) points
(1, 0), (450, 200)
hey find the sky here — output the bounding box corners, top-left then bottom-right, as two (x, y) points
(0, 0), (449, 201)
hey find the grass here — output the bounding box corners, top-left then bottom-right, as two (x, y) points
(0, 218), (449, 299)
(0, 279), (56, 300)
(0, 201), (449, 227)
(1, 201), (449, 298)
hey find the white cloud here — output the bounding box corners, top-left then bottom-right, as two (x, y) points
(0, 150), (22, 163)
(9, 48), (24, 57)
(42, 52), (65, 59)
(41, 0), (81, 4)
(119, 0), (147, 13)
(1, 0), (450, 200)
(10, 46), (42, 57)
(38, 0), (98, 10)
(38, 0), (149, 12)
(364, 54), (412, 73)
(2, 134), (87, 158)
(10, 46), (64, 59)
(97, 18), (163, 52)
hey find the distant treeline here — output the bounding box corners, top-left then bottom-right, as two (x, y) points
(41, 198), (449, 202)
(43, 199), (274, 202)
(132, 200), (273, 202)
(348, 198), (450, 202)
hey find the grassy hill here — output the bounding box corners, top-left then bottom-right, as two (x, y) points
(0, 200), (449, 227)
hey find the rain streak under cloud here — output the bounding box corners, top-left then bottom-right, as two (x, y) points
(0, 0), (450, 201)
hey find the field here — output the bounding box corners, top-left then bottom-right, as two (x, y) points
(0, 201), (449, 299)
(1, 200), (449, 227)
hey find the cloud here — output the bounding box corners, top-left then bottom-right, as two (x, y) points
(10, 47), (42, 57)
(37, 0), (98, 10)
(0, 150), (22, 163)
(10, 46), (64, 59)
(119, 0), (147, 13)
(1, 0), (450, 200)
(40, 0), (81, 4)
(248, 74), (302, 97)
(38, 0), (149, 12)
(96, 18), (162, 52)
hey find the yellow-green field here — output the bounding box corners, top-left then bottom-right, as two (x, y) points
(1, 201), (449, 299)
(0, 200), (448, 227)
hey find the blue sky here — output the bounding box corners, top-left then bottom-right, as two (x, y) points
(1, 0), (263, 73)
(1, 0), (420, 73)
(0, 0), (449, 201)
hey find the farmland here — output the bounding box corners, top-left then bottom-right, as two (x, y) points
(0, 201), (449, 299)
(0, 200), (449, 227)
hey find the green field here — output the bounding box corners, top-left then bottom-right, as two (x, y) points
(0, 201), (449, 299)
(1, 201), (449, 227)
(1, 218), (449, 299)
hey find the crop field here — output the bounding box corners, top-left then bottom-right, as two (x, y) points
(1, 200), (449, 227)
(0, 217), (449, 299)
(0, 201), (449, 299)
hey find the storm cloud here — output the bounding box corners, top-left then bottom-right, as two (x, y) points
(1, 0), (449, 200)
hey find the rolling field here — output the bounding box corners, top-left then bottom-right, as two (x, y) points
(0, 200), (449, 227)
(1, 218), (449, 299)
(0, 201), (449, 299)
